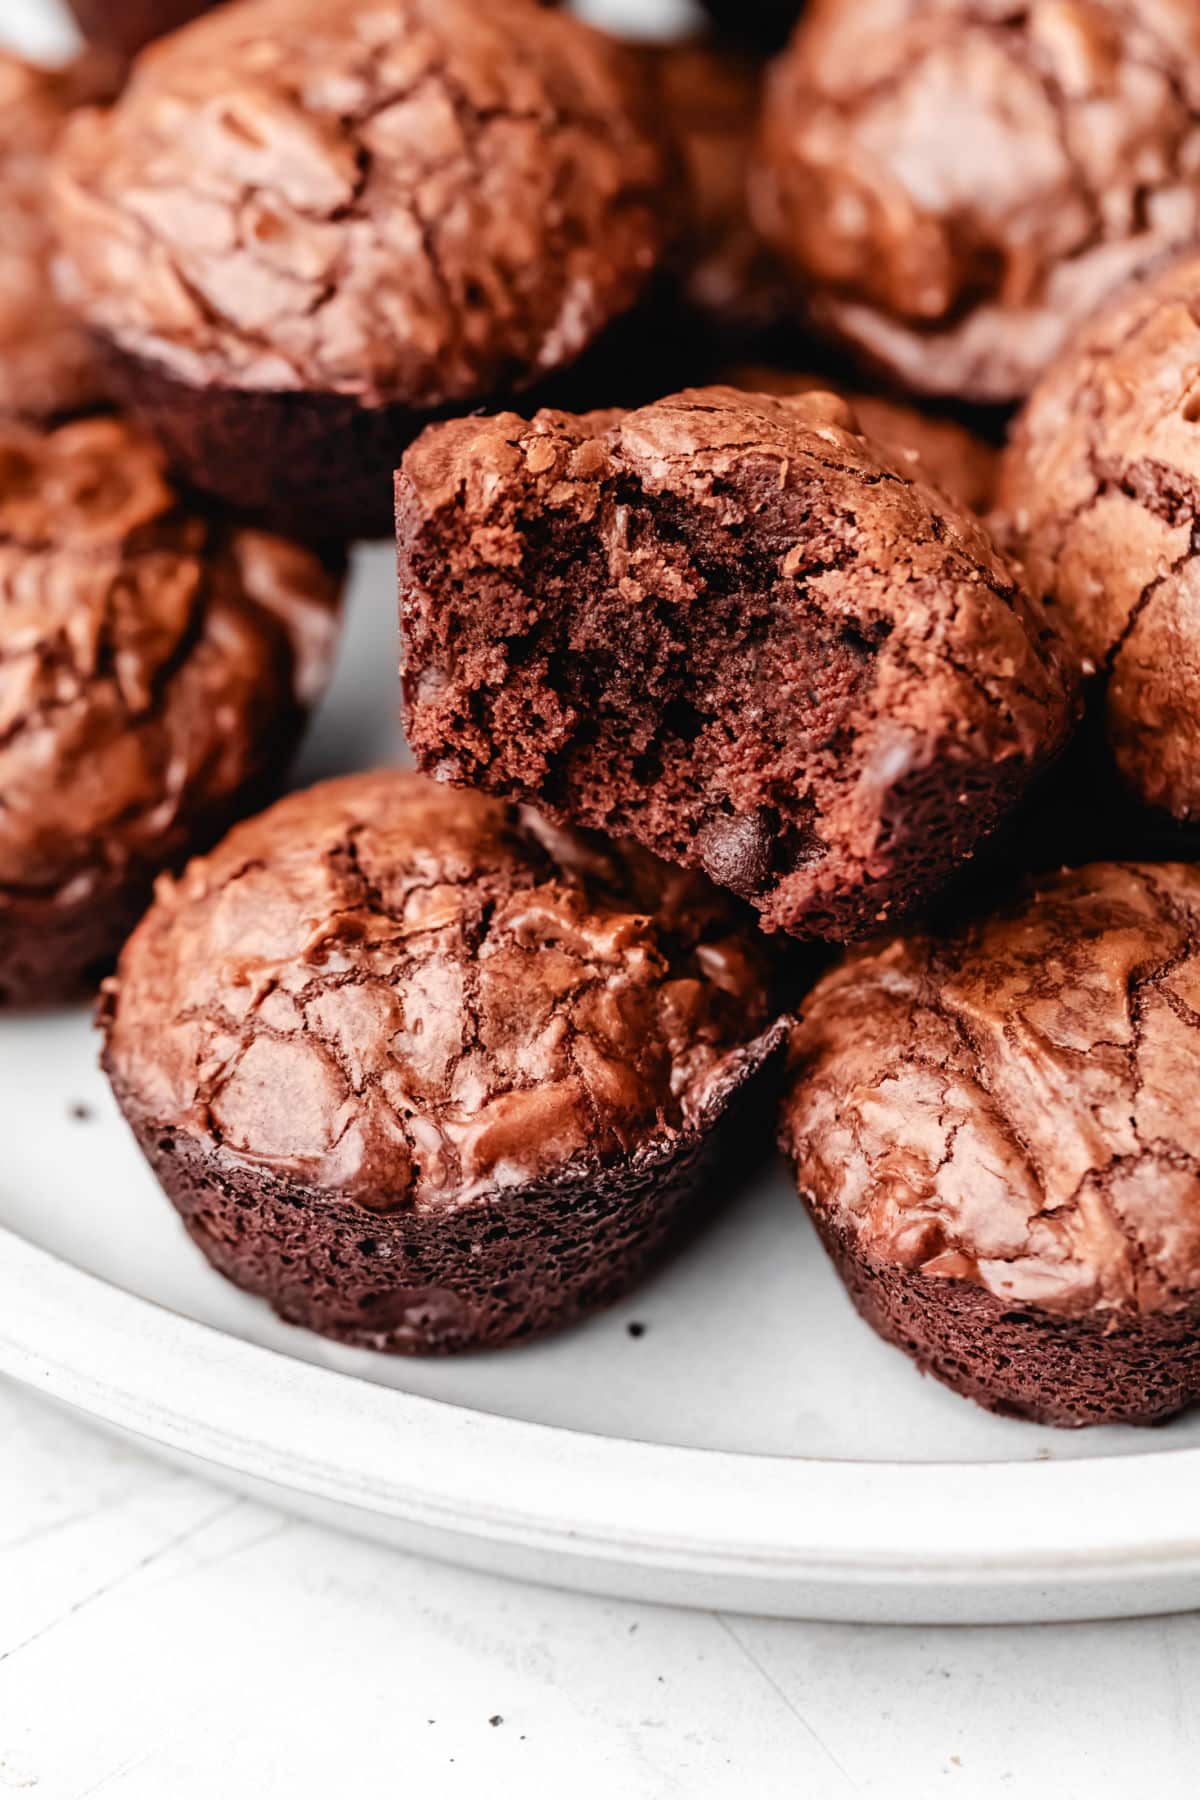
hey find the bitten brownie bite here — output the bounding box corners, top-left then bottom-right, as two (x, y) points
(751, 0), (1200, 403)
(397, 386), (1075, 941)
(0, 414), (342, 1006)
(65, 0), (216, 60)
(101, 770), (784, 1354)
(52, 0), (673, 537)
(780, 863), (1200, 1428)
(0, 52), (108, 423)
(725, 366), (999, 514)
(999, 252), (1200, 824)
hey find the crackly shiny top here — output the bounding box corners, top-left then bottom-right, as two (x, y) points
(0, 52), (109, 421)
(0, 414), (341, 902)
(52, 0), (672, 405)
(752, 0), (1200, 402)
(999, 252), (1200, 821)
(103, 769), (778, 1212)
(725, 366), (999, 515)
(781, 862), (1200, 1317)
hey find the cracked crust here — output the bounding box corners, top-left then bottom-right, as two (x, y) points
(101, 768), (785, 1353)
(51, 0), (671, 533)
(0, 414), (343, 1006)
(751, 0), (1200, 403)
(0, 52), (110, 422)
(998, 252), (1200, 821)
(780, 861), (1200, 1425)
(396, 384), (1076, 942)
(722, 366), (1000, 514)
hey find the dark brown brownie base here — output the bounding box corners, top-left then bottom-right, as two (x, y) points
(939, 702), (1200, 929)
(0, 886), (148, 1008)
(66, 0), (215, 56)
(814, 1214), (1200, 1429)
(96, 342), (425, 541)
(98, 303), (689, 544)
(108, 1025), (785, 1354)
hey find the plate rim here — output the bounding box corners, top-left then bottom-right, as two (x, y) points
(6, 1219), (1200, 1604)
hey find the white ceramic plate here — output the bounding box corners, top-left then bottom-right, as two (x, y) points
(3, 546), (1200, 1624)
(7, 0), (1200, 1627)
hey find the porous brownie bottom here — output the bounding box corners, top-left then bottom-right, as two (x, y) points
(814, 1214), (1200, 1429)
(97, 343), (426, 541)
(99, 320), (683, 543)
(110, 1028), (785, 1355)
(0, 884), (147, 1008)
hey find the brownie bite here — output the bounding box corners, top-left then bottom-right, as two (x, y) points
(0, 53), (109, 423)
(724, 366), (999, 515)
(781, 863), (1200, 1428)
(65, 0), (216, 60)
(751, 0), (1200, 403)
(101, 770), (784, 1354)
(52, 0), (673, 538)
(396, 385), (1075, 942)
(0, 414), (342, 1006)
(999, 252), (1200, 824)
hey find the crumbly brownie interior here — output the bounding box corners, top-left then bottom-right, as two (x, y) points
(398, 387), (1074, 938)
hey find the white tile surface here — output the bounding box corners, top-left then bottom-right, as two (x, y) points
(1, 1377), (1198, 1800)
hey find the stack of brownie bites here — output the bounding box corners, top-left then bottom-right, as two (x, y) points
(7, 0), (1200, 1426)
